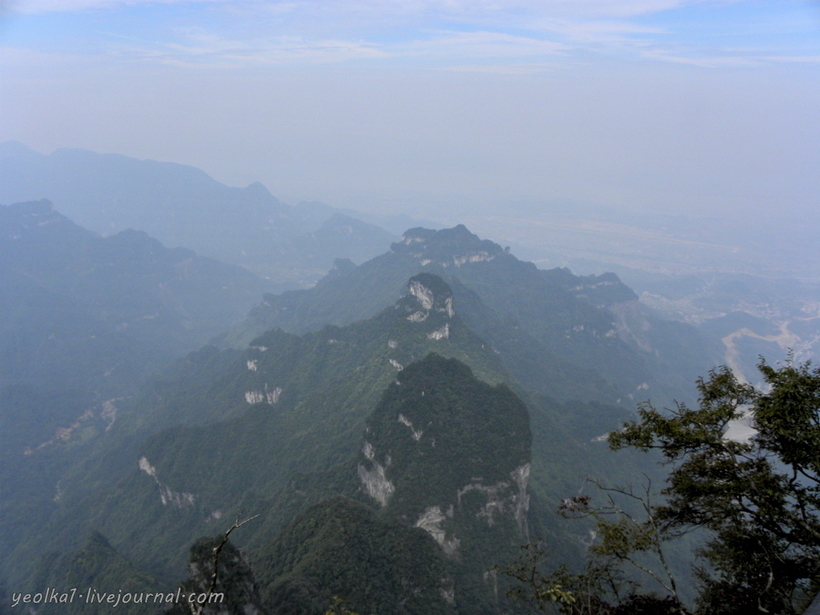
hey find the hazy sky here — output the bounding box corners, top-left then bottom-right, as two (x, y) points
(1, 0), (819, 220)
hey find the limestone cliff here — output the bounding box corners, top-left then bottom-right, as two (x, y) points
(357, 353), (532, 611)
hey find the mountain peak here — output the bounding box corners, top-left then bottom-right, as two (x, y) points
(400, 227), (438, 244)
(393, 225), (505, 269)
(5, 198), (54, 215)
(358, 352), (531, 554)
(242, 180), (278, 204)
(406, 273), (455, 317)
(1, 199), (77, 238)
(0, 140), (41, 159)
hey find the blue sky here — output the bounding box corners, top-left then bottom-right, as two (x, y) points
(5, 1), (819, 69)
(1, 0), (819, 220)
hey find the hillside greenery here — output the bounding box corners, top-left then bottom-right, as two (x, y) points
(0, 213), (735, 614)
(29, 532), (161, 615)
(255, 496), (455, 615)
(232, 225), (719, 407)
(511, 359), (820, 615)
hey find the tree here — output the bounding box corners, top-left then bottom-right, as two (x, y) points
(506, 359), (820, 614)
(609, 358), (820, 614)
(166, 513), (260, 615)
(324, 596), (360, 615)
(504, 480), (687, 615)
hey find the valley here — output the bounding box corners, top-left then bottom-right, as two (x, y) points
(0, 145), (817, 615)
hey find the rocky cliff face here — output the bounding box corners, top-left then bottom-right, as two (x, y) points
(235, 224), (670, 404)
(253, 352), (531, 614)
(166, 536), (264, 615)
(392, 225), (505, 269)
(357, 353), (532, 610)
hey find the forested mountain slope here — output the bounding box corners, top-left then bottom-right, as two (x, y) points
(3, 275), (512, 586)
(232, 225), (721, 406)
(0, 200), (278, 595)
(0, 206), (714, 613)
(1, 199), (272, 390)
(7, 275), (647, 614)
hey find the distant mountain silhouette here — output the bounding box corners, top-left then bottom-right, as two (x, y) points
(0, 142), (397, 285)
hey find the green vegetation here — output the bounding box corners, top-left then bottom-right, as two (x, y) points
(166, 534), (263, 615)
(29, 532), (160, 615)
(364, 354), (530, 520)
(1, 213), (746, 614)
(8, 275), (522, 588)
(235, 225), (719, 406)
(355, 353), (532, 610)
(1, 263), (672, 613)
(255, 496), (455, 614)
(509, 359), (820, 614)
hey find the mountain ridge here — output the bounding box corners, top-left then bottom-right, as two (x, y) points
(229, 224), (719, 406)
(0, 142), (398, 286)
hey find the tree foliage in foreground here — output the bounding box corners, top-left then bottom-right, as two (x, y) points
(610, 359), (820, 614)
(510, 359), (820, 614)
(505, 483), (687, 615)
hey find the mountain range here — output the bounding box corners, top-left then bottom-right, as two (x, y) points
(230, 224), (720, 407)
(0, 149), (739, 614)
(0, 141), (397, 287)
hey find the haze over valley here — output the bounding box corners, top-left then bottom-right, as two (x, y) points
(1, 1), (819, 613)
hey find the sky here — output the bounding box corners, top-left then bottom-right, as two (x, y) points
(1, 0), (819, 222)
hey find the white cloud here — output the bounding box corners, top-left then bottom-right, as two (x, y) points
(396, 30), (568, 59)
(436, 61), (561, 74)
(0, 0), (718, 19)
(5, 0), (812, 71)
(4, 0), (223, 14)
(760, 54), (820, 64)
(156, 31), (389, 64)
